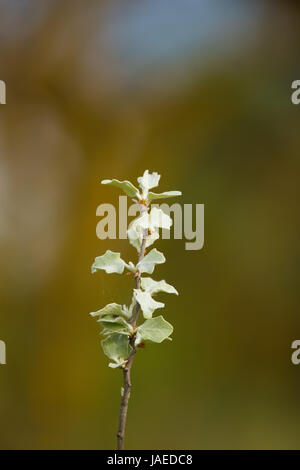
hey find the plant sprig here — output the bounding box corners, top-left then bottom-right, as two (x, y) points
(90, 170), (181, 450)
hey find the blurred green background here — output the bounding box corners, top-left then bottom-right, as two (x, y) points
(0, 0), (300, 449)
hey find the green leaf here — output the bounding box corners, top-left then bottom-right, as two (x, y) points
(141, 277), (178, 295)
(134, 289), (164, 319)
(137, 248), (165, 274)
(91, 250), (125, 274)
(98, 316), (132, 335)
(147, 190), (181, 201)
(101, 179), (139, 198)
(90, 303), (126, 318)
(137, 316), (173, 343)
(101, 334), (132, 364)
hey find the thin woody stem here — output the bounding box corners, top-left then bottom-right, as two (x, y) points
(117, 203), (148, 451)
(116, 342), (136, 451)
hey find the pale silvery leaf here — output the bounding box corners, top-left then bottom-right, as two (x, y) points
(137, 316), (173, 343)
(127, 295), (137, 316)
(121, 298), (136, 319)
(137, 248), (165, 274)
(91, 250), (125, 274)
(138, 207), (172, 231)
(140, 277), (178, 295)
(101, 179), (140, 198)
(90, 303), (126, 318)
(123, 261), (136, 273)
(109, 360), (128, 369)
(128, 261), (136, 271)
(149, 207), (172, 230)
(134, 289), (164, 319)
(127, 207), (171, 251)
(134, 331), (143, 347)
(102, 328), (121, 337)
(121, 304), (132, 319)
(98, 316), (132, 335)
(101, 327), (130, 337)
(127, 216), (144, 251)
(101, 333), (132, 364)
(127, 216), (159, 251)
(147, 190), (182, 201)
(137, 170), (160, 198)
(145, 229), (160, 247)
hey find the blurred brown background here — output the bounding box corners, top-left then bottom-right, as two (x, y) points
(0, 0), (300, 449)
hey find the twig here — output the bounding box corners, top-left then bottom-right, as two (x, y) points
(117, 204), (148, 450)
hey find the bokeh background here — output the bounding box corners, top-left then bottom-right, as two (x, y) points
(0, 0), (300, 449)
